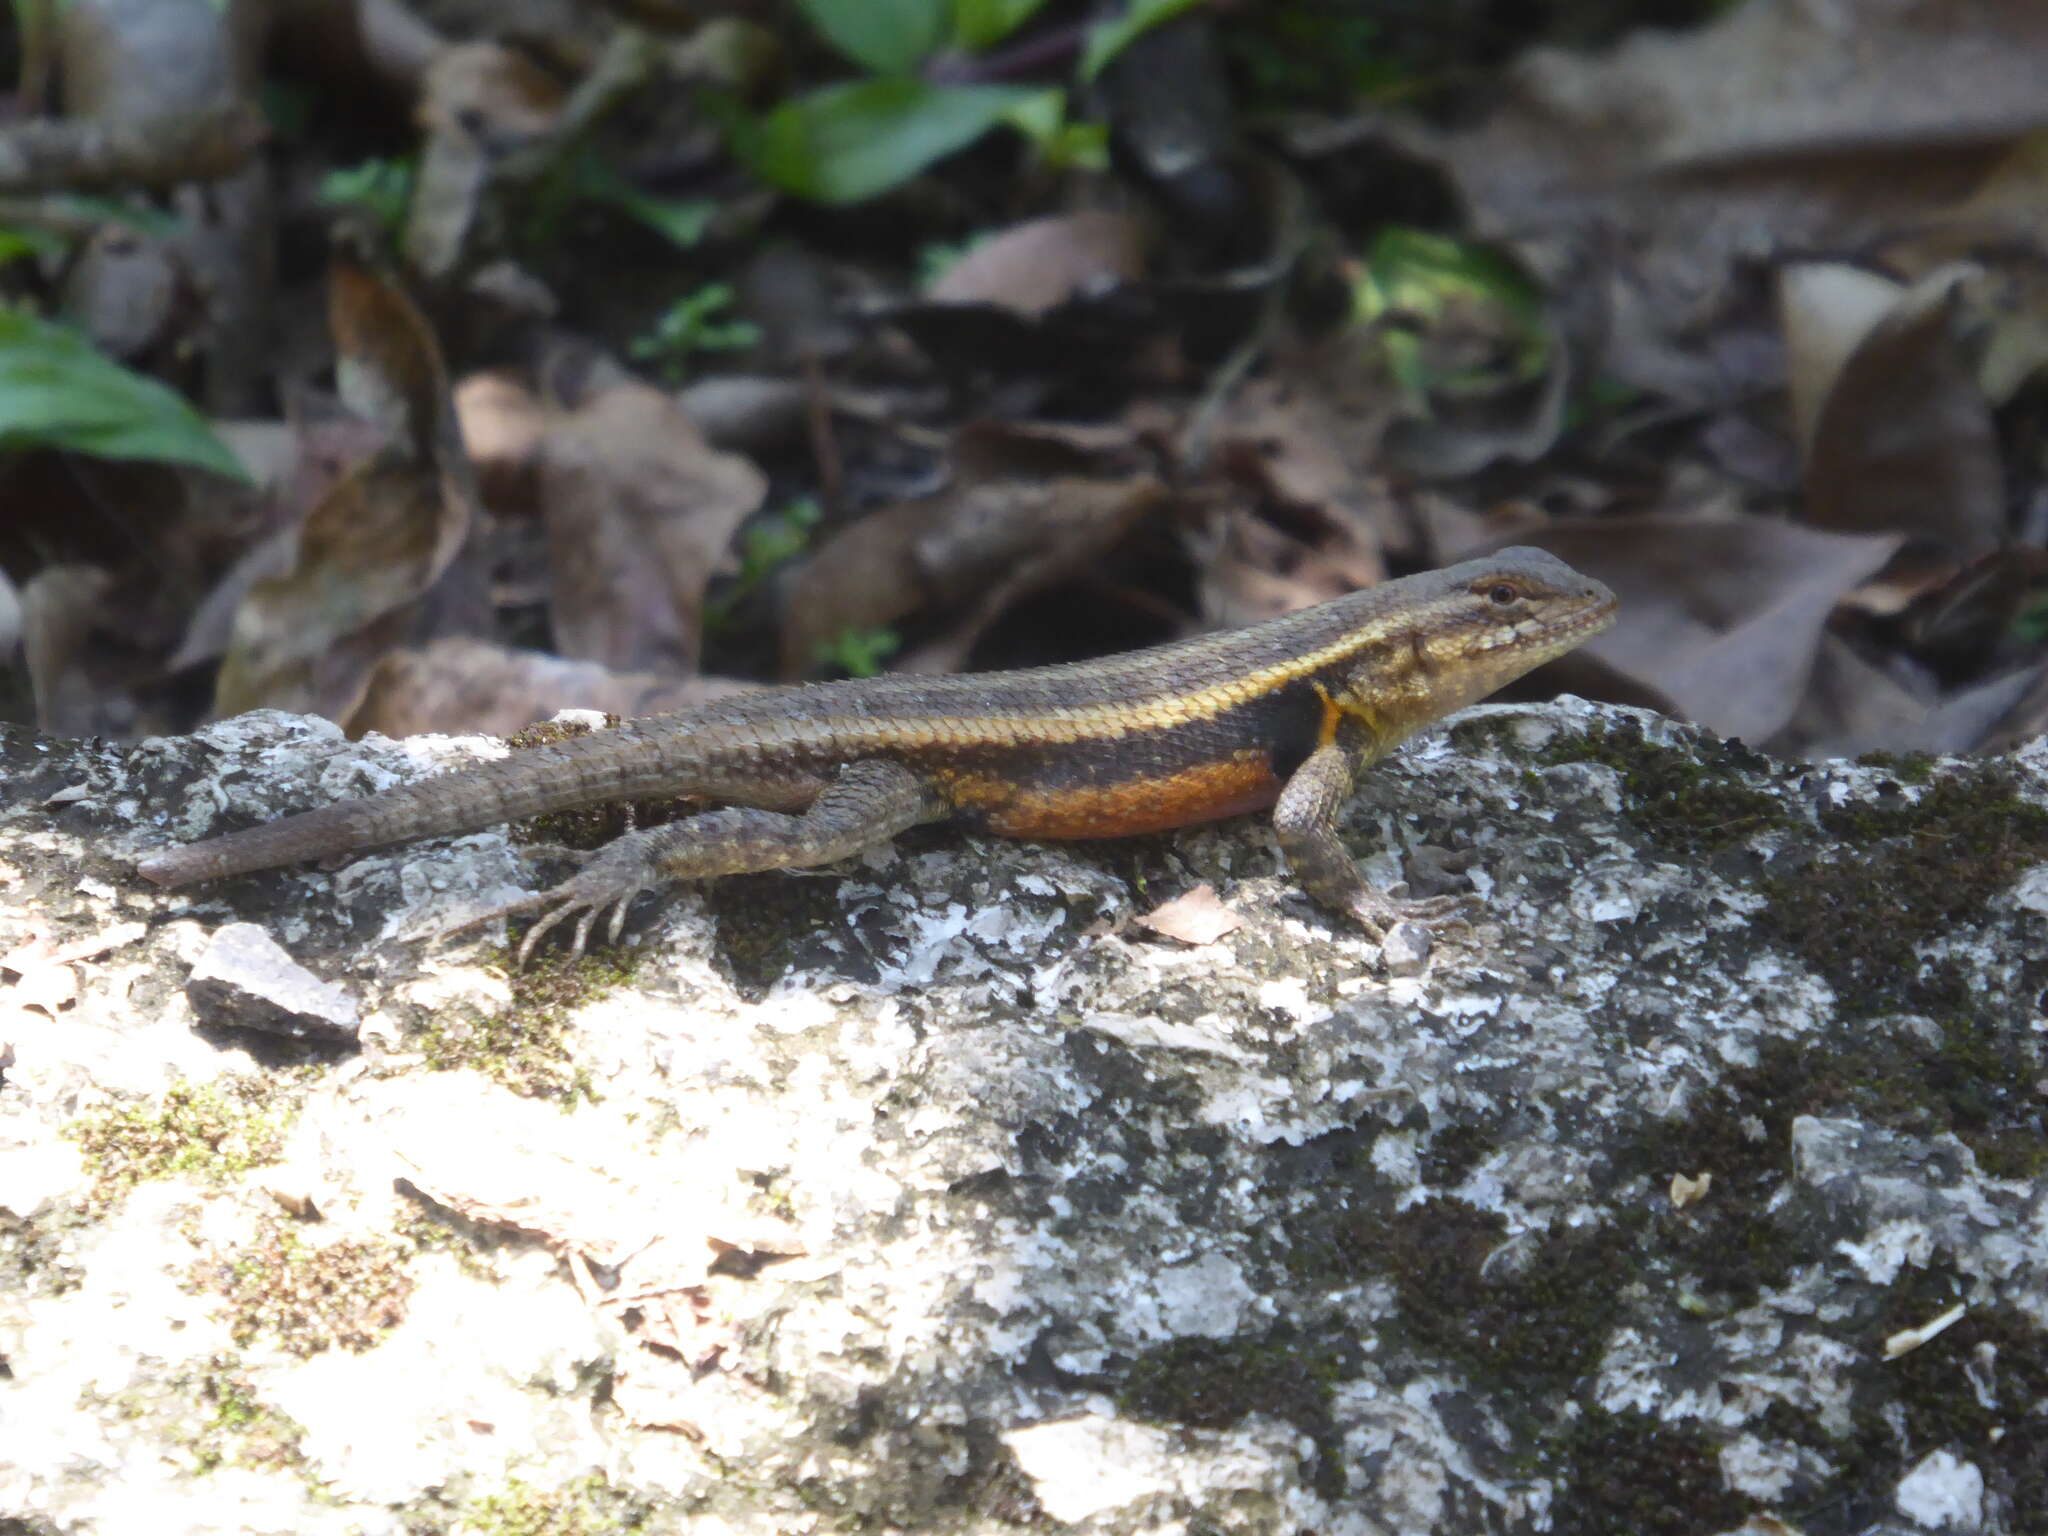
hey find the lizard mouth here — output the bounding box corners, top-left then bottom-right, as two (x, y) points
(1543, 592), (1619, 644)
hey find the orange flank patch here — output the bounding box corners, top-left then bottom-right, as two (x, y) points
(947, 753), (1282, 840)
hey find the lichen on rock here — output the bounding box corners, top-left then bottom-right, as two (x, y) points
(2, 702), (2045, 1533)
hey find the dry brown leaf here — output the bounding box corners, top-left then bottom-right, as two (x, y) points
(211, 260), (477, 720)
(927, 211), (1150, 317)
(403, 41), (563, 281)
(1136, 884), (1244, 946)
(1777, 263), (1907, 459)
(1895, 130), (2048, 266)
(1427, 0), (2048, 229)
(1798, 265), (2003, 559)
(19, 563), (112, 735)
(0, 930), (79, 1016)
(1196, 508), (1374, 633)
(454, 370), (545, 518)
(1732, 1518), (1804, 1536)
(1776, 633), (2040, 760)
(213, 457), (459, 720)
(895, 477), (1171, 676)
(780, 420), (1168, 679)
(1205, 370), (1392, 616)
(1899, 547), (2048, 676)
(327, 255), (460, 463)
(347, 637), (756, 738)
(1972, 653), (2048, 754)
(170, 407), (396, 674)
(1668, 1171), (1711, 1210)
(1399, 0), (2048, 411)
(0, 921), (144, 1015)
(535, 382), (766, 675)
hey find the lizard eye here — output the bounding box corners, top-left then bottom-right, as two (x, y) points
(1486, 583), (1520, 606)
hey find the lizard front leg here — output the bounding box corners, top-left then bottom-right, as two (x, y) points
(1271, 738), (1467, 939)
(474, 760), (951, 964)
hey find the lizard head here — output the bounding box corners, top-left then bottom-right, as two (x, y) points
(1331, 546), (1618, 749)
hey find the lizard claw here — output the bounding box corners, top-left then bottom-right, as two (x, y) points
(509, 873), (651, 967)
(434, 861), (651, 968)
(1345, 886), (1475, 941)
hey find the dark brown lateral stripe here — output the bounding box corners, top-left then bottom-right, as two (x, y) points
(942, 751), (1283, 839)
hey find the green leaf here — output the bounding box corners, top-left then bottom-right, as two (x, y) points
(814, 626), (900, 678)
(318, 157), (415, 236)
(1081, 0), (1208, 81)
(706, 497), (822, 630)
(572, 153), (717, 249)
(997, 88), (1106, 171)
(0, 307), (248, 479)
(999, 86), (1066, 146)
(0, 225), (67, 264)
(796, 0), (946, 75)
(1354, 228), (1551, 400)
(613, 192), (716, 248)
(629, 283), (762, 380)
(729, 79), (1035, 205)
(951, 0), (1047, 52)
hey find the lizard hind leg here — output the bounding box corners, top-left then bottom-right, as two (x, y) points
(472, 760), (950, 965)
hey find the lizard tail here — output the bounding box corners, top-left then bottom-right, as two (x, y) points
(134, 737), (673, 887)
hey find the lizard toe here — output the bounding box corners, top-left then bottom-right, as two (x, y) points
(1345, 886), (1472, 938)
(511, 868), (654, 966)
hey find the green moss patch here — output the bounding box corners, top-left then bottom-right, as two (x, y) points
(457, 1473), (656, 1536)
(181, 1363), (307, 1474)
(411, 950), (618, 1101)
(1117, 1327), (1357, 1498)
(70, 1080), (293, 1211)
(204, 1213), (413, 1356)
(1853, 1268), (2048, 1520)
(1757, 765), (2048, 1017)
(100, 1358), (308, 1479)
(703, 868), (864, 998)
(1379, 1197), (1633, 1400)
(1545, 1408), (1758, 1534)
(1536, 719), (1788, 854)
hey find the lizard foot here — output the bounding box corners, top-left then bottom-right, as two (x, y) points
(507, 871), (650, 967)
(1343, 887), (1476, 941)
(438, 847), (656, 967)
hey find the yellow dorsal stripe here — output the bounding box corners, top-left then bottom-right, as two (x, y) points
(824, 625), (1391, 750)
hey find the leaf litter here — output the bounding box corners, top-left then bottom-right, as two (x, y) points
(11, 0), (2048, 773)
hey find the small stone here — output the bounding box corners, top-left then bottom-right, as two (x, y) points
(1669, 1170), (1712, 1209)
(1895, 1449), (1983, 1529)
(1382, 920), (1433, 977)
(186, 923), (360, 1044)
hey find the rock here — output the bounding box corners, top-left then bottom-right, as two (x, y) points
(186, 923), (361, 1044)
(1, 701), (2045, 1533)
(1895, 1450), (1985, 1530)
(1379, 918), (1432, 976)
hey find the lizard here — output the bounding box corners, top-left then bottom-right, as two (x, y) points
(136, 546), (1617, 964)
